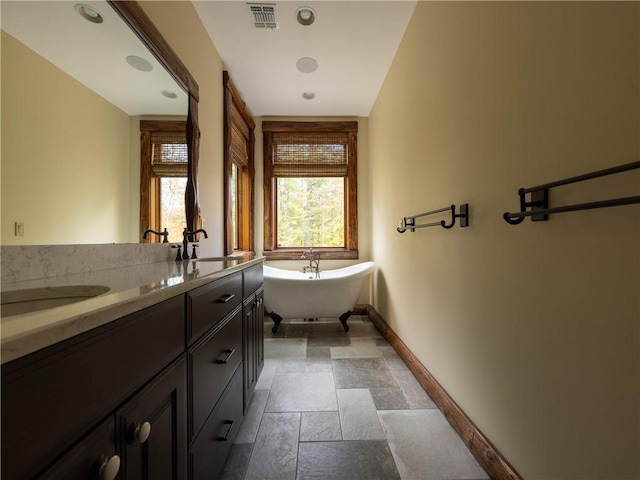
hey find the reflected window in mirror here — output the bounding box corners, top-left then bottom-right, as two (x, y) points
(140, 120), (187, 243)
(224, 72), (255, 255)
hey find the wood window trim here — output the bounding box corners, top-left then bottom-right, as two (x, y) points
(140, 120), (186, 242)
(263, 121), (359, 260)
(223, 71), (256, 255)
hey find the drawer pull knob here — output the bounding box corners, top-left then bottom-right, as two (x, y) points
(217, 293), (235, 303)
(217, 349), (236, 364)
(217, 420), (235, 441)
(97, 454), (120, 480)
(130, 421), (152, 444)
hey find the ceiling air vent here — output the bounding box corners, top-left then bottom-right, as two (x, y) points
(247, 3), (278, 30)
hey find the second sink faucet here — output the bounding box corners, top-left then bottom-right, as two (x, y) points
(182, 228), (208, 260)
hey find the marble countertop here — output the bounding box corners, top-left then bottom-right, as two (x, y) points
(0, 255), (264, 364)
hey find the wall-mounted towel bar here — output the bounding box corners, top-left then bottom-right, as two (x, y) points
(503, 161), (640, 225)
(397, 204), (469, 233)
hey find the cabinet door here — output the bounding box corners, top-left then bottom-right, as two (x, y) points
(116, 356), (188, 480)
(243, 295), (257, 410)
(37, 417), (119, 480)
(243, 288), (264, 412)
(254, 288), (264, 380)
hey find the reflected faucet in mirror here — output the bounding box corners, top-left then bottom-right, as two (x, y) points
(142, 228), (169, 243)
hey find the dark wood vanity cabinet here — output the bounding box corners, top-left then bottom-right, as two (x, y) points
(1, 263), (264, 480)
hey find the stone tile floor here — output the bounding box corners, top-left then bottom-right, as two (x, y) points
(221, 317), (489, 480)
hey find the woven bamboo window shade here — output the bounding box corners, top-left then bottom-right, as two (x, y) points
(272, 132), (348, 177)
(151, 131), (188, 177)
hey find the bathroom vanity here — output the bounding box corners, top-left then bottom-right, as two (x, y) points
(1, 255), (264, 480)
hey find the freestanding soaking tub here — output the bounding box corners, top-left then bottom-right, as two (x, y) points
(263, 261), (376, 333)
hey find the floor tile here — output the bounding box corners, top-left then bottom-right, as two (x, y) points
(235, 390), (269, 444)
(297, 440), (401, 480)
(265, 372), (337, 412)
(337, 388), (385, 440)
(276, 358), (306, 373)
(346, 319), (384, 338)
(332, 357), (398, 389)
(225, 317), (488, 480)
(370, 387), (411, 410)
(300, 411), (342, 441)
(244, 412), (300, 480)
(219, 443), (253, 480)
(305, 346), (333, 372)
(330, 337), (382, 359)
(378, 345), (410, 371)
(264, 338), (306, 360)
(378, 410), (489, 480)
(307, 335), (351, 347)
(392, 370), (437, 409)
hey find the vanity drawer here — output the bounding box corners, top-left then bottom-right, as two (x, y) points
(189, 306), (243, 441)
(190, 365), (243, 480)
(187, 272), (242, 344)
(243, 263), (263, 296)
(1, 295), (185, 480)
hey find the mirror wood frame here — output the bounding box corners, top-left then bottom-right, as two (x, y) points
(108, 0), (202, 239)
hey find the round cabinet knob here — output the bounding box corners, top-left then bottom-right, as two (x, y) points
(98, 455), (120, 480)
(133, 421), (152, 443)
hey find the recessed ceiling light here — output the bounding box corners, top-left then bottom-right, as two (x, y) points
(295, 7), (316, 26)
(74, 4), (103, 24)
(126, 55), (153, 72)
(161, 90), (178, 99)
(296, 57), (318, 74)
(302, 92), (316, 100)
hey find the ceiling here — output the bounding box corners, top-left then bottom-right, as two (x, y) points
(2, 1), (416, 118)
(193, 1), (417, 117)
(1, 1), (188, 116)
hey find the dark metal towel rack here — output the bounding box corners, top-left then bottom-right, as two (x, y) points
(503, 161), (640, 225)
(397, 204), (469, 233)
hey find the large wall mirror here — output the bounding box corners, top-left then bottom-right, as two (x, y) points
(1, 0), (200, 246)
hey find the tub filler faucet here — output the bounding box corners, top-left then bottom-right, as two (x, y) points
(301, 248), (320, 278)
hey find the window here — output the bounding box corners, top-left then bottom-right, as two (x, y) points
(140, 120), (187, 244)
(263, 121), (358, 260)
(224, 72), (255, 255)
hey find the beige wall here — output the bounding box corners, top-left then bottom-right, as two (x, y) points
(369, 2), (639, 478)
(1, 31), (133, 245)
(139, 1), (225, 258)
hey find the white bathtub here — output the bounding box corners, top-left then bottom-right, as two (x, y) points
(263, 261), (376, 333)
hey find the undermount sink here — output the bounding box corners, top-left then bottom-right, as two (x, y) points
(1, 285), (110, 318)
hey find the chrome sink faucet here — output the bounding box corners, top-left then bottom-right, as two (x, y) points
(301, 248), (320, 278)
(182, 228), (208, 260)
